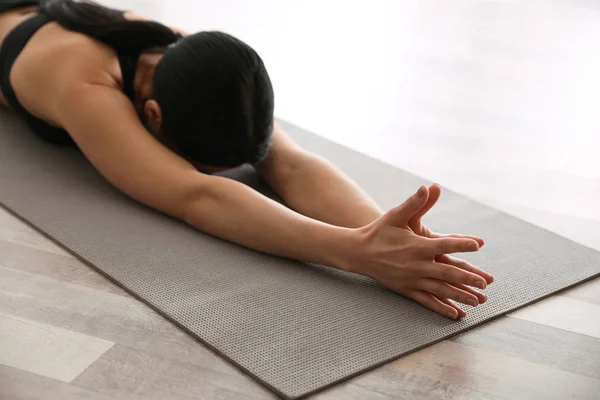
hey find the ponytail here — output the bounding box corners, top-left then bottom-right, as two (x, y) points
(40, 0), (181, 51)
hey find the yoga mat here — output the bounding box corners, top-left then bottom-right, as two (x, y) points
(1, 109), (599, 399)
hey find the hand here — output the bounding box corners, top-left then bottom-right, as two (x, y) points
(409, 183), (494, 318)
(409, 183), (485, 247)
(347, 185), (491, 319)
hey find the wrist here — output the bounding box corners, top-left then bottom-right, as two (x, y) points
(317, 225), (363, 273)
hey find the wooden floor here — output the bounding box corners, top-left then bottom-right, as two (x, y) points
(1, 207), (599, 400)
(2, 0), (600, 398)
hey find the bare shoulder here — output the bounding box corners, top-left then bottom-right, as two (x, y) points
(10, 21), (122, 126)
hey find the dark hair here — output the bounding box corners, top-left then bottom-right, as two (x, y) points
(41, 0), (275, 166)
(41, 0), (181, 50)
(154, 32), (274, 166)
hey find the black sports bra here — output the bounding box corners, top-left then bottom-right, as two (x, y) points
(0, 9), (140, 145)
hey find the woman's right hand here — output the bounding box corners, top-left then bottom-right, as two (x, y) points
(344, 186), (493, 319)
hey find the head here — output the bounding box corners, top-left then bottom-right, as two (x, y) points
(140, 31), (275, 171)
(41, 1), (273, 172)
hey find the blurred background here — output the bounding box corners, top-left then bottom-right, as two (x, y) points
(103, 0), (600, 249)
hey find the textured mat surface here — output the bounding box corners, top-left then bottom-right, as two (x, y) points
(1, 110), (599, 399)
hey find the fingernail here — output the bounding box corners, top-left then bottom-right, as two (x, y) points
(475, 281), (486, 289)
(468, 242), (479, 251)
(448, 311), (458, 319)
(466, 298), (478, 307)
(417, 185), (426, 197)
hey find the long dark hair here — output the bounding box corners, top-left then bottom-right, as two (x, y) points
(40, 0), (181, 50)
(41, 0), (274, 166)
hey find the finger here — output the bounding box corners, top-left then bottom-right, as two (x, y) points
(434, 295), (466, 318)
(422, 237), (480, 256)
(418, 278), (480, 307)
(407, 290), (458, 320)
(436, 254), (494, 284)
(386, 185), (429, 226)
(420, 261), (488, 289)
(430, 232), (485, 247)
(449, 282), (488, 304)
(409, 183), (441, 225)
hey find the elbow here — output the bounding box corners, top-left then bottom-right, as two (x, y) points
(262, 152), (320, 194)
(179, 176), (218, 227)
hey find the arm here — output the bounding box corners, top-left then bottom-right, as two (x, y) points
(57, 83), (354, 269)
(58, 85), (491, 319)
(256, 124), (384, 228)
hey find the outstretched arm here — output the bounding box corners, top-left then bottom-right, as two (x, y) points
(256, 125), (492, 317)
(256, 123), (384, 228)
(57, 83), (356, 269)
(57, 82), (491, 318)
(257, 125), (487, 247)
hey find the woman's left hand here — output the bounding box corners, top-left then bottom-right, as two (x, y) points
(409, 183), (494, 318)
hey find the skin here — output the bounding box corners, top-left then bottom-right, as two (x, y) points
(0, 6), (494, 319)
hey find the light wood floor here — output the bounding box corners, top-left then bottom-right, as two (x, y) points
(3, 0), (600, 398)
(1, 206), (599, 400)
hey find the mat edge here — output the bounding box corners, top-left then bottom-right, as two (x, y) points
(0, 202), (292, 399)
(3, 118), (600, 399)
(3, 201), (599, 399)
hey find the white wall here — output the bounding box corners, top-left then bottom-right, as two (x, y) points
(99, 0), (600, 245)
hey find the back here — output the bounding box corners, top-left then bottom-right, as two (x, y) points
(0, 7), (125, 132)
(0, 0), (175, 144)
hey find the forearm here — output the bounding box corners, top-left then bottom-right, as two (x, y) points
(183, 175), (355, 270)
(280, 154), (384, 228)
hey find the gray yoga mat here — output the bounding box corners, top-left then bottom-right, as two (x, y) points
(1, 109), (599, 399)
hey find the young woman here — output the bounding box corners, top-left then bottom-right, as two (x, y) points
(0, 0), (493, 319)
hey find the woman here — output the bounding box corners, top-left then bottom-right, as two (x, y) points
(0, 0), (493, 319)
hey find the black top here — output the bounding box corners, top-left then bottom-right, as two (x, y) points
(0, 7), (140, 145)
